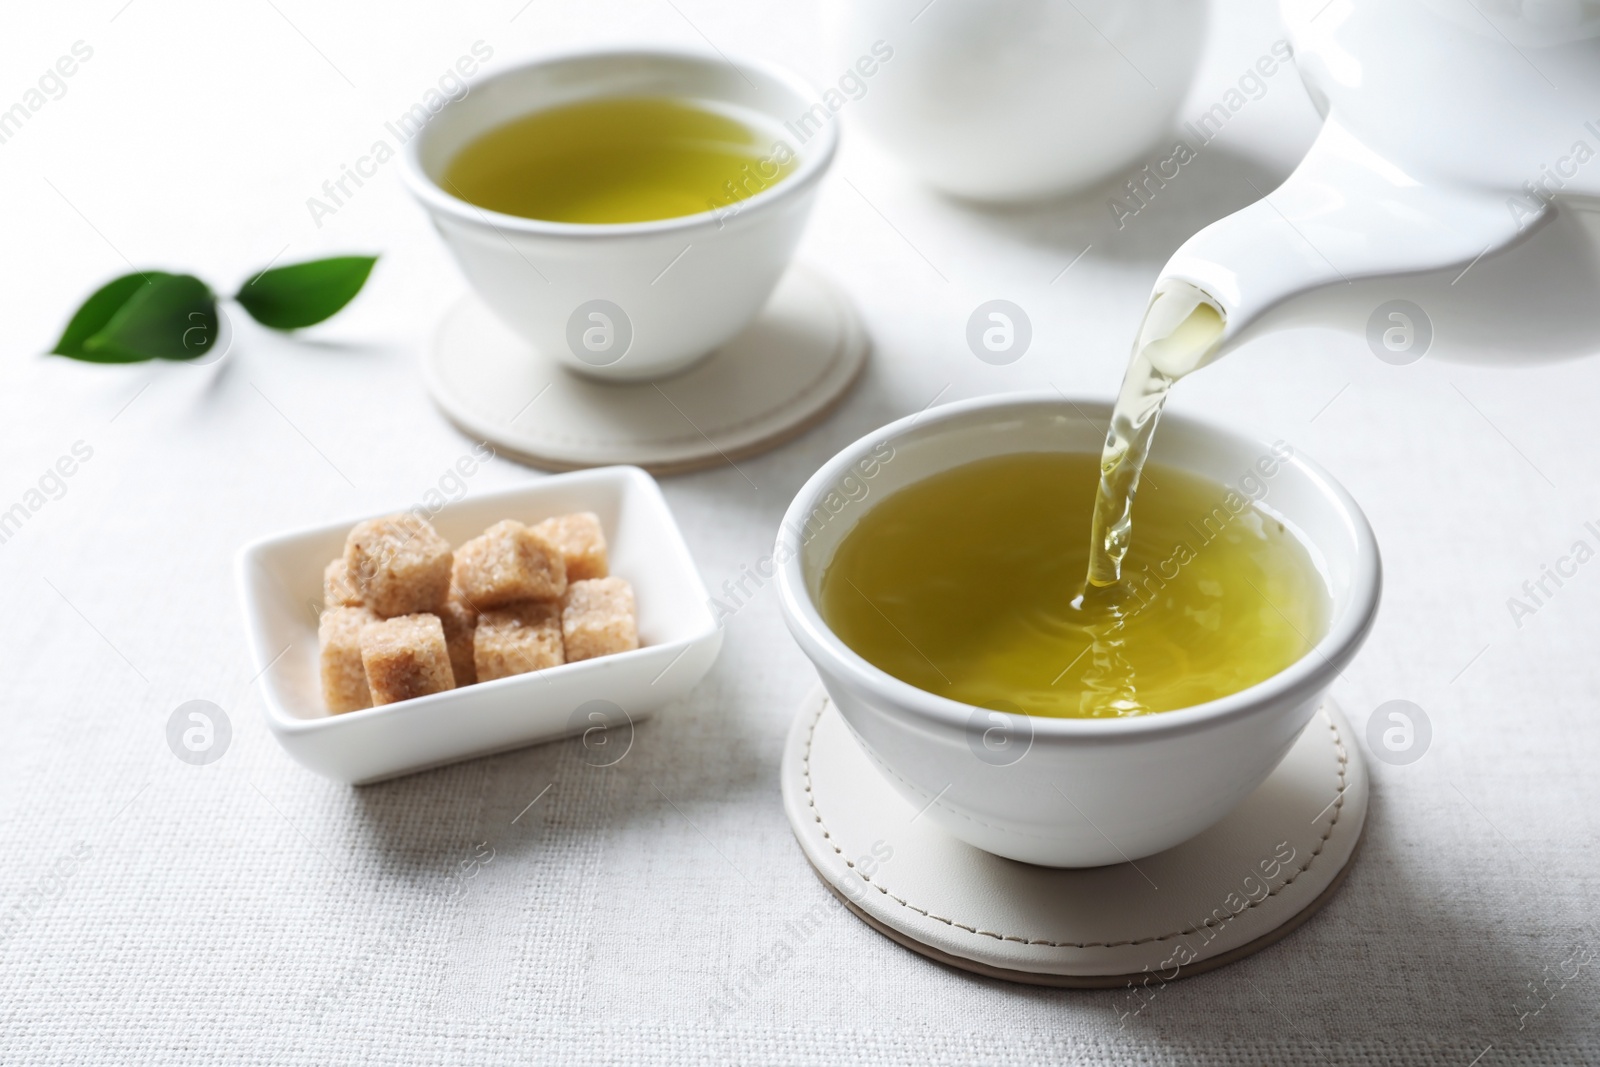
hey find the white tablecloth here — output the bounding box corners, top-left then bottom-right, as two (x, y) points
(1, 2), (1596, 1063)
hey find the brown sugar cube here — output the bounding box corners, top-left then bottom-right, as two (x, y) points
(319, 605), (379, 713)
(360, 614), (456, 706)
(344, 513), (453, 618)
(561, 577), (639, 663)
(452, 520), (566, 609)
(531, 512), (609, 582)
(323, 558), (362, 609)
(437, 595), (479, 688)
(474, 600), (564, 682)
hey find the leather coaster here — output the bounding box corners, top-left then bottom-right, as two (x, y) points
(782, 686), (1367, 987)
(424, 264), (868, 475)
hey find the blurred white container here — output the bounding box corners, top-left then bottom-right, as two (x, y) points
(827, 0), (1209, 201)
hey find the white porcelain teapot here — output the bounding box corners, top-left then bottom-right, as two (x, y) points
(1164, 0), (1600, 364)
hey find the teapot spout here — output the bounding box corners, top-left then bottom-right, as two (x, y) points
(1159, 119), (1534, 362)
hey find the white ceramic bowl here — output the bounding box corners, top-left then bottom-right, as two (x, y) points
(828, 0), (1208, 201)
(237, 466), (722, 784)
(402, 47), (838, 382)
(776, 394), (1381, 867)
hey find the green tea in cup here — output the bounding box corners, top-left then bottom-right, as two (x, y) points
(819, 451), (1327, 719)
(441, 95), (795, 224)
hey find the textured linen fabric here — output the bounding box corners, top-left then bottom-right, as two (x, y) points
(0, 2), (1596, 1064)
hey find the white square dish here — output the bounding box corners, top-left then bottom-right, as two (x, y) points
(235, 466), (722, 784)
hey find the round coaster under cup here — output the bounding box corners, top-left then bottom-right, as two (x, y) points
(425, 264), (868, 475)
(782, 687), (1368, 987)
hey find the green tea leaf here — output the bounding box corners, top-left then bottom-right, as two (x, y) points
(52, 272), (162, 361)
(81, 273), (220, 362)
(235, 255), (377, 330)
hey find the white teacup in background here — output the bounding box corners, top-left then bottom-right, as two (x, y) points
(403, 48), (838, 382)
(828, 0), (1209, 201)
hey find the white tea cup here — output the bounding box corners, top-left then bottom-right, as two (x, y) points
(403, 47), (838, 381)
(776, 394), (1381, 867)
